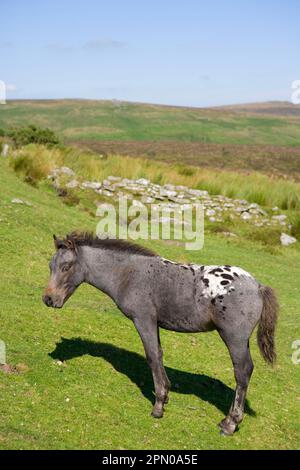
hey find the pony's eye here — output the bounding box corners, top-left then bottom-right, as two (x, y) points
(62, 264), (70, 272)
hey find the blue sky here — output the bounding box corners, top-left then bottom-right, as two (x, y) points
(1, 0), (299, 106)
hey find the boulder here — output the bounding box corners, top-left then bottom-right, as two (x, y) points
(280, 233), (297, 246)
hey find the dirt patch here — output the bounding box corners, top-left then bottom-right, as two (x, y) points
(0, 363), (19, 374)
(0, 363), (29, 374)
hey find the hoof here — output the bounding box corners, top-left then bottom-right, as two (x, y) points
(151, 409), (163, 419)
(218, 418), (236, 436)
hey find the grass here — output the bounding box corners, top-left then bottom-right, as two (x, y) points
(0, 160), (299, 449)
(8, 144), (300, 212)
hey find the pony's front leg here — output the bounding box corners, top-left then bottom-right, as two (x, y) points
(134, 318), (170, 418)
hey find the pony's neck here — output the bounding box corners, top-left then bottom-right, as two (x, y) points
(80, 245), (136, 301)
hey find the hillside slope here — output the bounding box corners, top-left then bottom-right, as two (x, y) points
(2, 99), (300, 179)
(0, 161), (299, 449)
(1, 99), (300, 147)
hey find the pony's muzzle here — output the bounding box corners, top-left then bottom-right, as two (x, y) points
(43, 294), (54, 307)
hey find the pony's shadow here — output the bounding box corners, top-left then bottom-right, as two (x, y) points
(49, 337), (255, 417)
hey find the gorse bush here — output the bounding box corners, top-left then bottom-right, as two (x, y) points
(7, 125), (60, 147)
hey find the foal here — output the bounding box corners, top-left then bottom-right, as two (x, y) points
(43, 232), (278, 435)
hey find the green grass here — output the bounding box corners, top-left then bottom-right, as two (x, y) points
(2, 99), (300, 146)
(0, 160), (299, 449)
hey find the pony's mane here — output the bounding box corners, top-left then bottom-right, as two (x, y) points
(63, 232), (157, 257)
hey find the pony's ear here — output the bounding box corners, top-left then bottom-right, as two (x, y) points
(53, 234), (67, 250)
(65, 236), (77, 251)
(53, 234), (77, 251)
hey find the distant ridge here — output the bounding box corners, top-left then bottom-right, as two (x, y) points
(212, 101), (300, 117)
(6, 98), (300, 116)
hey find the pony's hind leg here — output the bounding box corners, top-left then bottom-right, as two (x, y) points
(134, 318), (170, 418)
(218, 333), (254, 435)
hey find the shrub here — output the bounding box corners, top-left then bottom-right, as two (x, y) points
(7, 125), (60, 147)
(9, 145), (56, 185)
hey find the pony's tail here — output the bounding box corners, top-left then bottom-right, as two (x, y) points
(257, 285), (278, 365)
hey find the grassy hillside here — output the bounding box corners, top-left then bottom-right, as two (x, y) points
(1, 100), (300, 146)
(2, 99), (300, 179)
(0, 159), (299, 449)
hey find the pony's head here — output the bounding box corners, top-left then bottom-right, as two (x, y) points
(42, 235), (84, 308)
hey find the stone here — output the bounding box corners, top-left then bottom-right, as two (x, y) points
(102, 190), (114, 197)
(187, 189), (208, 197)
(163, 190), (178, 198)
(1, 143), (9, 157)
(280, 233), (297, 246)
(176, 198), (191, 204)
(107, 176), (121, 182)
(66, 179), (79, 189)
(206, 209), (216, 216)
(163, 183), (175, 191)
(272, 214), (287, 222)
(103, 185), (115, 192)
(241, 212), (252, 220)
(11, 198), (32, 206)
(60, 166), (75, 176)
(81, 181), (102, 190)
(222, 231), (238, 237)
(141, 196), (155, 204)
(132, 200), (145, 208)
(136, 178), (150, 186)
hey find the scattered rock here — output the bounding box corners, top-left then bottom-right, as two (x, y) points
(60, 166), (75, 177)
(272, 214), (287, 222)
(66, 179), (79, 189)
(45, 167), (291, 234)
(188, 189), (208, 197)
(141, 196), (155, 204)
(11, 198), (32, 206)
(241, 212), (252, 220)
(1, 143), (9, 157)
(280, 233), (297, 246)
(136, 178), (150, 186)
(132, 200), (145, 208)
(222, 231), (238, 237)
(206, 209), (216, 216)
(81, 181), (102, 190)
